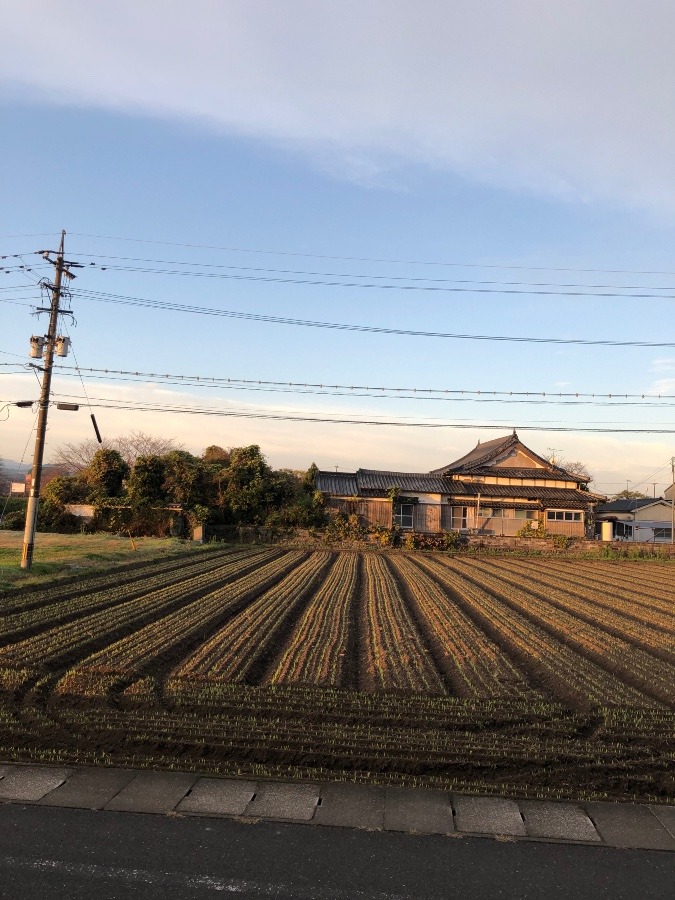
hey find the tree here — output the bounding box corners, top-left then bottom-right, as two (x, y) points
(555, 457), (593, 482)
(54, 431), (181, 472)
(612, 489), (650, 500)
(42, 475), (90, 506)
(220, 445), (279, 524)
(161, 450), (209, 508)
(202, 445), (231, 466)
(115, 431), (182, 468)
(83, 449), (130, 498)
(127, 455), (167, 506)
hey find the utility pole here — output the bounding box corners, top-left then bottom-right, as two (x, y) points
(21, 231), (68, 569)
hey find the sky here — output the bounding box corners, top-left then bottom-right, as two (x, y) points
(2, 1), (675, 496)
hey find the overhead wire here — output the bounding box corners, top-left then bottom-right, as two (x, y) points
(43, 391), (675, 434)
(65, 231), (675, 277)
(71, 262), (675, 299)
(7, 363), (675, 408)
(71, 287), (675, 348)
(63, 253), (675, 292)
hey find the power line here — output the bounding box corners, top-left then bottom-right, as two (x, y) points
(72, 288), (675, 348)
(9, 362), (675, 407)
(63, 253), (675, 292)
(71, 263), (675, 299)
(46, 390), (675, 433)
(66, 231), (675, 278)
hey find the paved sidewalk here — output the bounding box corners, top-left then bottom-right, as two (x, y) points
(0, 762), (673, 851)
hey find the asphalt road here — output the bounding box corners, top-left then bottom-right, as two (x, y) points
(1, 804), (673, 900)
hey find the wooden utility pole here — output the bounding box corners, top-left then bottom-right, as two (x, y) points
(21, 231), (66, 569)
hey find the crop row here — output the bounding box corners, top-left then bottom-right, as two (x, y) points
(0, 548), (286, 671)
(417, 556), (656, 709)
(387, 555), (540, 701)
(504, 558), (675, 619)
(173, 552), (333, 681)
(55, 550), (307, 697)
(264, 552), (359, 687)
(0, 547), (267, 639)
(360, 554), (446, 694)
(443, 558), (675, 707)
(478, 558), (675, 661)
(0, 544), (239, 614)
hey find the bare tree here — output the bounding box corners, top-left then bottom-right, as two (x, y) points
(555, 457), (593, 483)
(53, 438), (112, 474)
(52, 431), (182, 473)
(114, 432), (182, 468)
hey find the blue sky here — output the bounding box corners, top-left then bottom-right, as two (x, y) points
(2, 2), (675, 495)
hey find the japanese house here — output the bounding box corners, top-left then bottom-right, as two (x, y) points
(316, 431), (599, 537)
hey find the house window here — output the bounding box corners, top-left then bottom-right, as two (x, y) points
(547, 510), (582, 522)
(394, 502), (414, 529)
(654, 528), (672, 540)
(514, 509), (537, 519)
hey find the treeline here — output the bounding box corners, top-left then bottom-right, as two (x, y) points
(1, 437), (325, 538)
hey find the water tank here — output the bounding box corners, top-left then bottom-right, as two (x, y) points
(601, 521), (614, 542)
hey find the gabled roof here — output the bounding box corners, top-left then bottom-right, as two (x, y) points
(429, 431), (588, 482)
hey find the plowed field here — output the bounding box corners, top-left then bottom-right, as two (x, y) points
(1, 546), (673, 801)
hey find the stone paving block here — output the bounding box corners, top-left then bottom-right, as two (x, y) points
(585, 802), (675, 851)
(0, 766), (71, 802)
(519, 800), (600, 842)
(384, 787), (454, 834)
(244, 782), (319, 821)
(39, 768), (136, 809)
(177, 778), (256, 816)
(453, 795), (526, 836)
(650, 805), (675, 840)
(105, 771), (196, 814)
(314, 783), (386, 830)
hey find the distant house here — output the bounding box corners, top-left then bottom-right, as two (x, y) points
(24, 464), (70, 492)
(316, 431), (600, 537)
(594, 498), (675, 542)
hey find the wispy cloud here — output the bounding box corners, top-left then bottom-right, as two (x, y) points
(650, 358), (675, 373)
(4, 2), (675, 211)
(648, 378), (675, 394)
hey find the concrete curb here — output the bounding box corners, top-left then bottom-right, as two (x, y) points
(0, 762), (673, 851)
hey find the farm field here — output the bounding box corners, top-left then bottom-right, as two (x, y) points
(0, 531), (208, 594)
(0, 546), (673, 802)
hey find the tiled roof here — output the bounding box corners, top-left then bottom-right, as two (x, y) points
(316, 469), (595, 508)
(315, 472), (358, 495)
(429, 433), (517, 474)
(449, 467), (579, 480)
(595, 499), (665, 513)
(357, 470), (452, 493)
(457, 483), (593, 505)
(429, 432), (585, 482)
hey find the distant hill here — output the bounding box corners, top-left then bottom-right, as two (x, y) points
(1, 460), (31, 479)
